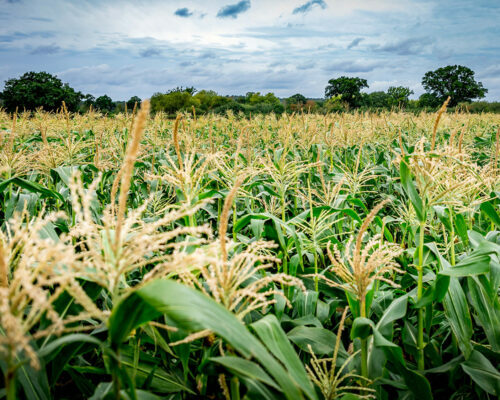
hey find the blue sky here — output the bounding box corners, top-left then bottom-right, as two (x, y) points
(1, 0), (499, 100)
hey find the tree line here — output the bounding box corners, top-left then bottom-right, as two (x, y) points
(0, 65), (495, 115)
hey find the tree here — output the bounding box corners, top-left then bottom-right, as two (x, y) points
(150, 91), (193, 114)
(126, 96), (142, 110)
(2, 71), (82, 112)
(418, 93), (441, 108)
(286, 93), (307, 111)
(95, 95), (114, 112)
(362, 91), (390, 108)
(167, 86), (197, 95)
(305, 99), (317, 112)
(421, 65), (487, 107)
(193, 90), (229, 112)
(387, 86), (414, 108)
(324, 95), (347, 112)
(325, 76), (368, 108)
(83, 94), (95, 107)
(244, 92), (281, 106)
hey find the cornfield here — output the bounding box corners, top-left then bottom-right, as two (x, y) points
(0, 103), (499, 399)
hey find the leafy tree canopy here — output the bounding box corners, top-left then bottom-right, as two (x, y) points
(422, 65), (487, 107)
(362, 91), (390, 108)
(418, 93), (442, 108)
(94, 95), (114, 112)
(83, 94), (95, 106)
(2, 71), (82, 112)
(192, 90), (229, 111)
(150, 91), (194, 114)
(325, 76), (368, 108)
(126, 96), (142, 110)
(244, 92), (281, 106)
(287, 93), (307, 105)
(286, 93), (307, 111)
(387, 86), (414, 108)
(167, 86), (197, 95)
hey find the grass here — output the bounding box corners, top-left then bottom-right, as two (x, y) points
(0, 106), (499, 399)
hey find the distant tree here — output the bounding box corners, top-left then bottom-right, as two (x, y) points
(95, 95), (114, 112)
(83, 94), (95, 107)
(2, 71), (82, 112)
(212, 100), (246, 115)
(324, 95), (347, 112)
(244, 92), (281, 106)
(305, 99), (317, 112)
(78, 94), (95, 112)
(362, 91), (390, 108)
(262, 93), (281, 106)
(193, 90), (229, 112)
(422, 65), (487, 107)
(167, 86), (197, 95)
(418, 93), (441, 109)
(114, 102), (125, 113)
(126, 96), (141, 110)
(325, 76), (368, 108)
(150, 91), (193, 114)
(286, 93), (307, 111)
(387, 86), (414, 108)
(288, 93), (307, 103)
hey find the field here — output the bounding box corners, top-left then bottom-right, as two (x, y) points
(0, 104), (499, 399)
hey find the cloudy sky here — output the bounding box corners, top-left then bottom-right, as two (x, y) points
(1, 0), (499, 100)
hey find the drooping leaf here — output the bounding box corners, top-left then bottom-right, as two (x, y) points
(461, 350), (500, 396)
(110, 280), (315, 400)
(400, 158), (425, 222)
(251, 315), (317, 400)
(211, 357), (280, 391)
(480, 201), (500, 228)
(443, 278), (473, 357)
(287, 326), (336, 355)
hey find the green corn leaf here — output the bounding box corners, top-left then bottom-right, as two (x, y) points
(467, 276), (500, 352)
(439, 252), (491, 276)
(454, 213), (468, 244)
(443, 278), (473, 357)
(399, 157), (426, 222)
(287, 326), (336, 355)
(211, 357), (280, 391)
(251, 315), (317, 400)
(480, 201), (500, 228)
(461, 350), (500, 396)
(0, 177), (64, 202)
(109, 280), (315, 400)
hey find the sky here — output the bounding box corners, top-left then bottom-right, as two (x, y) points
(0, 0), (499, 101)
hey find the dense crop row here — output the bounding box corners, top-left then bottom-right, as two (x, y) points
(0, 105), (499, 399)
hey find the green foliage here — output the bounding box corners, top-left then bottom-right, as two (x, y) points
(245, 92), (280, 105)
(83, 94), (95, 107)
(1, 110), (499, 399)
(418, 93), (442, 109)
(2, 71), (82, 112)
(387, 86), (414, 108)
(150, 90), (194, 114)
(126, 96), (142, 110)
(324, 76), (368, 108)
(192, 90), (230, 112)
(422, 65), (487, 107)
(362, 91), (390, 109)
(94, 94), (114, 112)
(285, 93), (307, 111)
(241, 92), (285, 113)
(149, 89), (285, 116)
(457, 101), (500, 113)
(110, 280), (316, 399)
